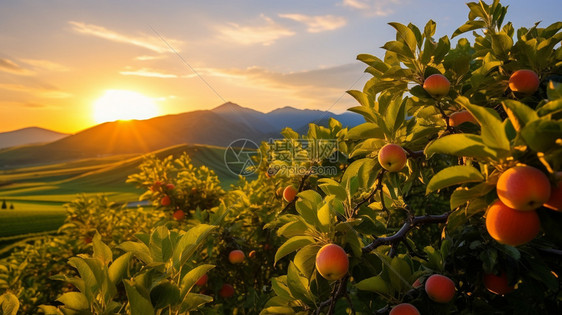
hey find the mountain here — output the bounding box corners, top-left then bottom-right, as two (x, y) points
(0, 103), (363, 168)
(0, 127), (68, 149)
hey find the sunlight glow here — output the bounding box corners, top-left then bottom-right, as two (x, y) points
(93, 90), (160, 123)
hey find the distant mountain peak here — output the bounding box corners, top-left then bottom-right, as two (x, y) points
(212, 102), (245, 112)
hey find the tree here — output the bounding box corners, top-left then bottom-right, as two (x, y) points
(1, 200), (6, 209)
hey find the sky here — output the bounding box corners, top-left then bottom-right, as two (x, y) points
(0, 0), (560, 134)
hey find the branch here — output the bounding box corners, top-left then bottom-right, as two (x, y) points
(403, 147), (425, 159)
(316, 274), (350, 315)
(435, 101), (456, 134)
(362, 213), (450, 254)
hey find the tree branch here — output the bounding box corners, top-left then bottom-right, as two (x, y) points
(362, 213), (450, 254)
(315, 274), (350, 315)
(352, 169), (385, 215)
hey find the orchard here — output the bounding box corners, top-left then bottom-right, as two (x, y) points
(1, 1), (561, 314)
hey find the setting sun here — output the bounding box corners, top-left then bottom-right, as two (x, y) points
(93, 90), (160, 124)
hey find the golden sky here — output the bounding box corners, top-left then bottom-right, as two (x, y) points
(0, 0), (560, 134)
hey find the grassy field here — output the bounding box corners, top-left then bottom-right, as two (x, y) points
(0, 143), (243, 239)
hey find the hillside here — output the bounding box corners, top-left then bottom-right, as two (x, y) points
(0, 127), (68, 149)
(0, 103), (362, 168)
(0, 143), (240, 205)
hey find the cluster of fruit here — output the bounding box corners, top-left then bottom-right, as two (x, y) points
(151, 181), (186, 220)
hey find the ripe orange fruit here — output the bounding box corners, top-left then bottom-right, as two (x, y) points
(195, 274), (208, 286)
(389, 303), (420, 315)
(423, 74), (450, 97)
(449, 110), (478, 127)
(228, 249), (245, 264)
(483, 272), (514, 295)
(378, 143), (407, 172)
(425, 274), (456, 303)
(172, 209), (185, 221)
(283, 186), (298, 203)
(496, 165), (551, 211)
(315, 244), (349, 281)
(165, 183), (175, 190)
(219, 284), (234, 298)
(509, 69), (539, 95)
(485, 200), (540, 246)
(160, 195), (171, 206)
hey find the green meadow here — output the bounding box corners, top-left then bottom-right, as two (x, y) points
(0, 144), (241, 240)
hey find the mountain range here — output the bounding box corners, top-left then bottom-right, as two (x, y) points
(0, 102), (363, 168)
(0, 127), (68, 150)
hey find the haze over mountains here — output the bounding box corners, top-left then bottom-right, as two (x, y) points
(0, 102), (363, 168)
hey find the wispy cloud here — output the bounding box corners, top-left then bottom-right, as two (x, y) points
(120, 67), (178, 78)
(19, 58), (70, 72)
(279, 14), (347, 33)
(0, 83), (72, 98)
(342, 0), (404, 16)
(0, 58), (34, 75)
(135, 55), (166, 61)
(191, 63), (367, 110)
(217, 15), (295, 46)
(68, 21), (183, 53)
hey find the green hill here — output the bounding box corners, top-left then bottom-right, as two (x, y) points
(0, 143), (244, 239)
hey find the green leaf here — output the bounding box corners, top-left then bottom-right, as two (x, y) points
(68, 257), (98, 301)
(92, 232), (112, 265)
(286, 262), (315, 306)
(382, 41), (415, 59)
(173, 224), (216, 270)
(294, 245), (320, 279)
(277, 219), (308, 238)
(424, 134), (498, 160)
(457, 96), (511, 153)
(355, 276), (391, 296)
(0, 292), (19, 315)
(520, 119), (562, 152)
(149, 225), (173, 263)
(150, 281), (180, 309)
(501, 100), (538, 131)
(123, 279), (155, 315)
(179, 293), (213, 313)
(426, 165), (484, 194)
(108, 252), (132, 286)
(424, 20), (436, 38)
(318, 182), (347, 201)
(452, 20), (487, 38)
(118, 241), (153, 265)
(389, 22), (418, 53)
(491, 32), (513, 57)
(295, 190), (322, 227)
(57, 292), (89, 311)
(450, 183), (495, 210)
(346, 123), (384, 140)
(537, 99), (562, 117)
(342, 158), (378, 190)
(179, 264), (215, 300)
(275, 236), (315, 266)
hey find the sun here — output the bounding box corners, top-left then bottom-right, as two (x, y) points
(93, 90), (160, 124)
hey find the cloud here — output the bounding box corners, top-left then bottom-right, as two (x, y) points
(19, 59), (70, 72)
(0, 58), (34, 75)
(279, 14), (347, 33)
(192, 63), (368, 111)
(135, 55), (166, 61)
(120, 68), (178, 78)
(217, 15), (295, 46)
(342, 0), (404, 16)
(0, 83), (71, 98)
(68, 21), (183, 53)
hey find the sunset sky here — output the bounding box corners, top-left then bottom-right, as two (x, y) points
(1, 0), (560, 134)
